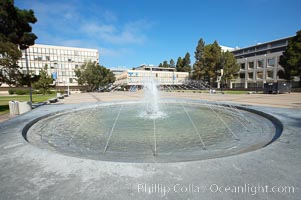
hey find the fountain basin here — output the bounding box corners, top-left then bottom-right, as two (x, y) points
(24, 99), (282, 163)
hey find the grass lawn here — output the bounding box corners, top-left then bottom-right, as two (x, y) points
(0, 94), (56, 115)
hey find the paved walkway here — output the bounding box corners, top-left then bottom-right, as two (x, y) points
(1, 92), (300, 123)
(0, 113), (12, 123)
(60, 91), (301, 109)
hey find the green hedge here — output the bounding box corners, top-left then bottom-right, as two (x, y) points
(8, 89), (56, 95)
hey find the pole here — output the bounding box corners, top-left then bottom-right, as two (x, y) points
(67, 79), (70, 96)
(25, 49), (32, 104)
(173, 70), (175, 85)
(54, 63), (58, 93)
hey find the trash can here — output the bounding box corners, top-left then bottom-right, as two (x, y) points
(9, 101), (19, 115)
(18, 101), (32, 114)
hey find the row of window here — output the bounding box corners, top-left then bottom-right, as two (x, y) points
(19, 62), (82, 70)
(55, 77), (76, 84)
(22, 69), (77, 77)
(127, 72), (187, 78)
(22, 55), (95, 63)
(239, 71), (274, 79)
(128, 78), (184, 83)
(233, 39), (288, 55)
(23, 48), (97, 57)
(240, 57), (277, 70)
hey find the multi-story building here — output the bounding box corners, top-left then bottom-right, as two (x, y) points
(114, 65), (189, 86)
(18, 44), (99, 86)
(109, 66), (128, 76)
(231, 36), (293, 89)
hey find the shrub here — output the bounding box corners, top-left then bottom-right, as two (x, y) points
(56, 90), (66, 94)
(15, 89), (28, 95)
(8, 89), (15, 95)
(47, 90), (55, 94)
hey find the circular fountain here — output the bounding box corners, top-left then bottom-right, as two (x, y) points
(24, 79), (282, 163)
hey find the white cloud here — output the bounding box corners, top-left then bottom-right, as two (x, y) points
(100, 47), (133, 57)
(81, 20), (151, 45)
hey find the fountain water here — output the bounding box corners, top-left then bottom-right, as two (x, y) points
(139, 77), (166, 120)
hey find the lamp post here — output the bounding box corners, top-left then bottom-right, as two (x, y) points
(63, 79), (70, 96)
(67, 78), (70, 96)
(54, 62), (58, 92)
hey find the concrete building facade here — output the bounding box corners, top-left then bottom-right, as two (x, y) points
(114, 65), (189, 86)
(231, 37), (293, 89)
(18, 44), (99, 86)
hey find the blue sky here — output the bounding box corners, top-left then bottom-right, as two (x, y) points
(16, 0), (301, 69)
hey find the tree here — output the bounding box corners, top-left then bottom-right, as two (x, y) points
(220, 51), (239, 86)
(203, 41), (222, 85)
(158, 63), (163, 68)
(162, 60), (169, 68)
(99, 66), (115, 86)
(74, 61), (115, 91)
(182, 52), (191, 73)
(0, 41), (22, 86)
(33, 65), (53, 95)
(0, 0), (38, 49)
(279, 30), (301, 86)
(176, 57), (183, 72)
(0, 0), (38, 86)
(192, 38), (205, 80)
(170, 59), (175, 68)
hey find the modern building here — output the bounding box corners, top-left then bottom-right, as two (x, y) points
(114, 65), (189, 86)
(17, 44), (99, 87)
(220, 45), (236, 52)
(109, 66), (128, 76)
(231, 36), (294, 89)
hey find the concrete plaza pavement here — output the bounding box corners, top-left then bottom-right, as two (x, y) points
(60, 91), (301, 109)
(0, 92), (300, 199)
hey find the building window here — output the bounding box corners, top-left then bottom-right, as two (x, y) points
(256, 71), (263, 79)
(46, 56), (50, 61)
(267, 71), (273, 79)
(239, 73), (245, 79)
(248, 72), (254, 79)
(240, 63), (245, 70)
(248, 61), (254, 69)
(257, 59), (264, 68)
(68, 58), (72, 62)
(268, 58), (275, 67)
(69, 78), (73, 83)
